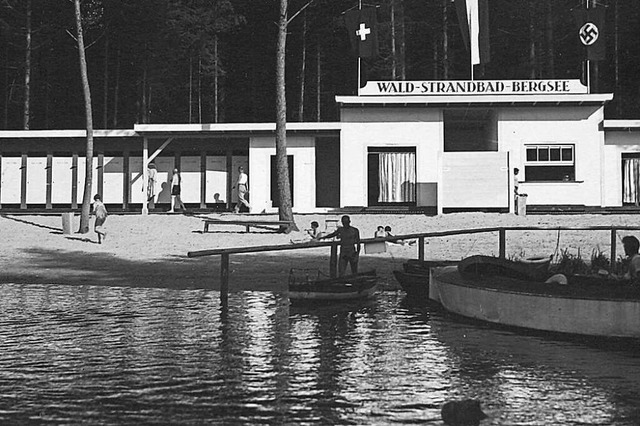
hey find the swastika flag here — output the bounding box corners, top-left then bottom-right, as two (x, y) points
(344, 7), (379, 58)
(573, 7), (606, 61)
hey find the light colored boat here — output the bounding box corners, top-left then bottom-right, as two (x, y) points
(429, 258), (640, 338)
(288, 270), (378, 303)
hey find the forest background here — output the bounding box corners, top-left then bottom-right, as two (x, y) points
(1, 0), (639, 131)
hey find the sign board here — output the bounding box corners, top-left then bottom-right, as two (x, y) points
(360, 79), (588, 96)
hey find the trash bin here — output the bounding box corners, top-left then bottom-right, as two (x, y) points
(517, 194), (528, 216)
(61, 212), (74, 234)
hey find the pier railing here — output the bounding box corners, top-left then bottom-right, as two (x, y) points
(187, 225), (640, 302)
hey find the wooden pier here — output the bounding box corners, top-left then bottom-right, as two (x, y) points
(187, 225), (640, 303)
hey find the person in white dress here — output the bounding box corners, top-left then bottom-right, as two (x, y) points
(233, 166), (251, 213)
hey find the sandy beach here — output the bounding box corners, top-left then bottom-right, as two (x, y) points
(1, 211), (639, 291)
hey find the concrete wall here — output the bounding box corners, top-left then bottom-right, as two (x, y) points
(498, 105), (605, 207)
(339, 107), (442, 207)
(603, 131), (640, 207)
(249, 135), (316, 213)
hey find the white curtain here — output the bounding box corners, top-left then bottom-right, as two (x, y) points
(623, 158), (640, 205)
(378, 152), (416, 203)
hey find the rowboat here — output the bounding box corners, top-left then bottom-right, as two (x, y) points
(393, 260), (458, 299)
(429, 256), (640, 338)
(288, 269), (378, 303)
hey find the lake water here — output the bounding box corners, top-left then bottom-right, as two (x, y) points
(0, 283), (639, 425)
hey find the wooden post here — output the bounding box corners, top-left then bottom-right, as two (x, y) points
(418, 237), (425, 261)
(226, 146), (233, 211)
(122, 150), (130, 211)
(71, 153), (78, 209)
(20, 153), (27, 210)
(200, 150), (207, 209)
(97, 152), (104, 201)
(220, 253), (229, 303)
(45, 152), (52, 209)
(499, 229), (506, 259)
(329, 243), (338, 278)
(142, 137), (149, 215)
(611, 228), (617, 272)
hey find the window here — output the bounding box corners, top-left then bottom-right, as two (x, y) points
(524, 144), (575, 182)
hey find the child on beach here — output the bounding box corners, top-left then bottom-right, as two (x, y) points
(306, 221), (324, 240)
(384, 225), (416, 245)
(291, 221), (324, 244)
(93, 194), (108, 244)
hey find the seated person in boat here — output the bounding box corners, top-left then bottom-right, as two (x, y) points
(374, 226), (386, 238)
(319, 215), (361, 276)
(622, 236), (640, 281)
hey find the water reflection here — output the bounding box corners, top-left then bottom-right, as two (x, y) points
(0, 284), (638, 425)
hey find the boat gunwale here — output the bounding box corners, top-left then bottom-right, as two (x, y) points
(436, 270), (640, 303)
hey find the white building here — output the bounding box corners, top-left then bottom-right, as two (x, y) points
(1, 79), (639, 214)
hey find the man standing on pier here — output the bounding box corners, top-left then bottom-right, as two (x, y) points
(319, 215), (361, 276)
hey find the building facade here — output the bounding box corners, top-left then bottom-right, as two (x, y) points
(1, 80), (639, 214)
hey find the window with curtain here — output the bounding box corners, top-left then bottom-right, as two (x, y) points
(378, 152), (416, 203)
(623, 156), (640, 205)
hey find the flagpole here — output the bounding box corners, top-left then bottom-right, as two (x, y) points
(469, 7), (474, 81)
(357, 0), (362, 95)
(585, 0), (591, 93)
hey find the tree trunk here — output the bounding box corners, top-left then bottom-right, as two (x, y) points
(189, 56), (193, 123)
(397, 0), (406, 80)
(529, 2), (537, 79)
(23, 0), (31, 130)
(614, 0), (620, 116)
(198, 53), (202, 123)
(4, 40), (9, 129)
(276, 0), (298, 233)
(74, 0), (94, 234)
(391, 0), (397, 79)
(141, 67), (148, 123)
(316, 38), (320, 122)
(213, 35), (219, 123)
(545, 0), (554, 78)
(103, 36), (109, 128)
(442, 0), (449, 80)
(113, 45), (120, 128)
(298, 12), (306, 122)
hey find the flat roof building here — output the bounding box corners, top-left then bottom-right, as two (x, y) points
(1, 79), (639, 214)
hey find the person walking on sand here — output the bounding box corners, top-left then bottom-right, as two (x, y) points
(233, 166), (251, 213)
(147, 162), (157, 210)
(170, 168), (186, 213)
(92, 194), (108, 244)
(319, 215), (361, 276)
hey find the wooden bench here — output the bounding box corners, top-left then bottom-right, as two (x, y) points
(203, 219), (293, 233)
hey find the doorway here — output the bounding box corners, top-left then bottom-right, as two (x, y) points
(367, 147), (416, 206)
(622, 154), (640, 206)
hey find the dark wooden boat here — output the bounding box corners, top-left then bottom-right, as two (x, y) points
(288, 270), (378, 303)
(393, 260), (459, 298)
(393, 270), (429, 298)
(458, 255), (551, 282)
(403, 259), (458, 275)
